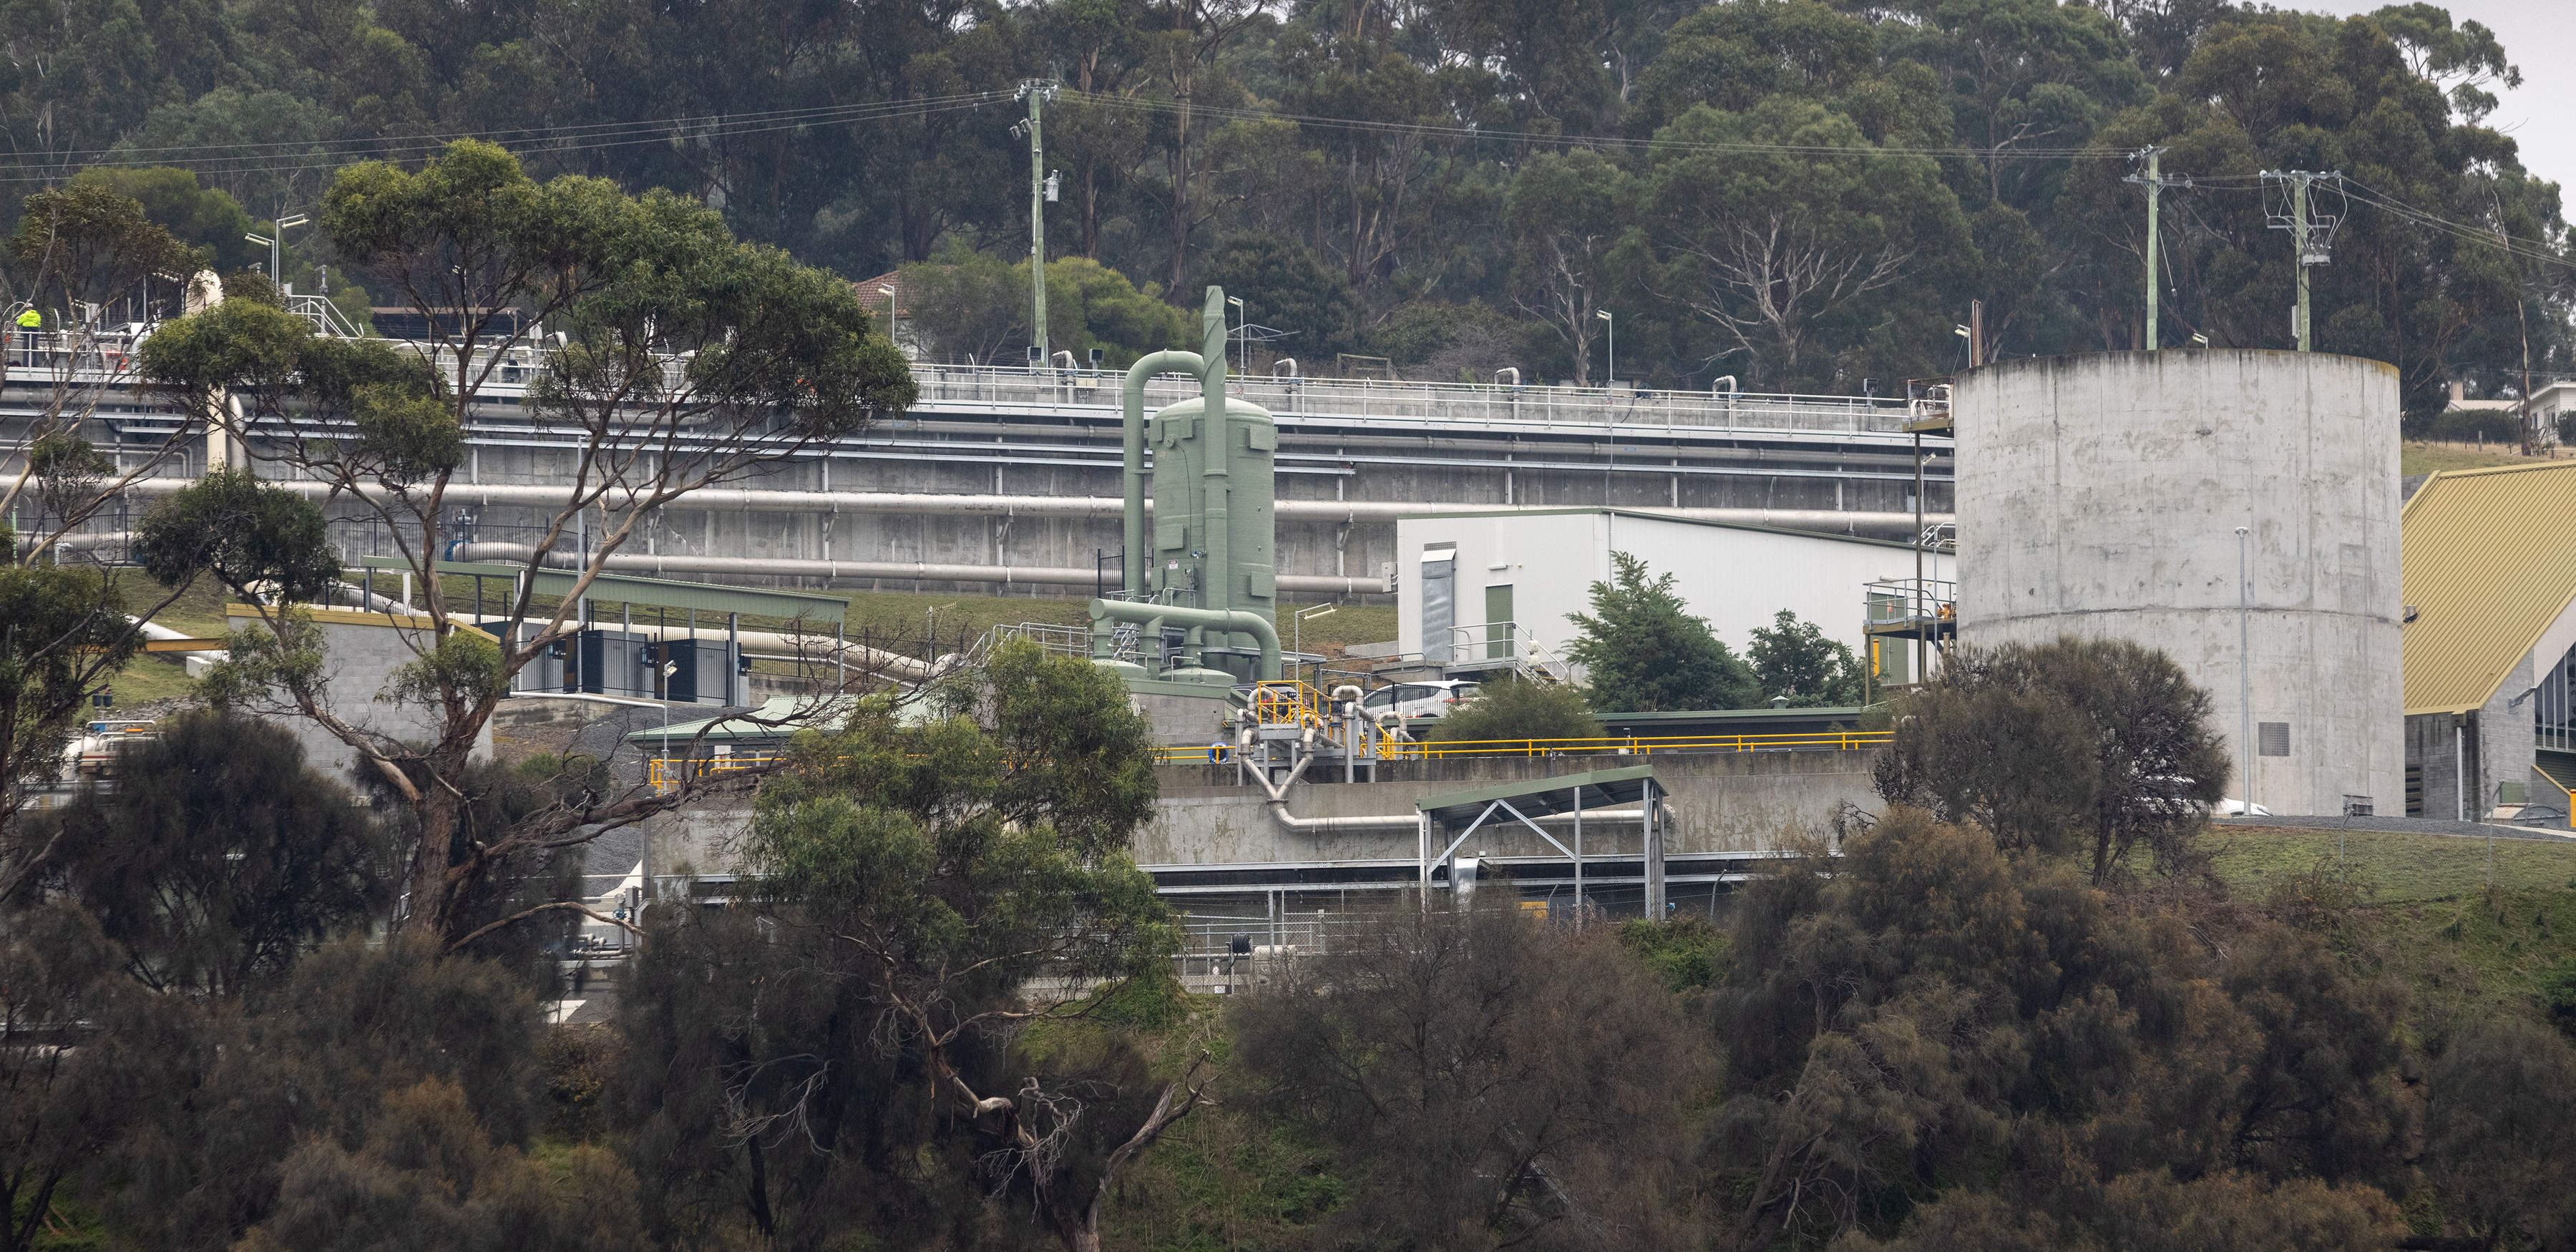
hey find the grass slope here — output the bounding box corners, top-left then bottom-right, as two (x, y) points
(2401, 442), (2558, 476)
(108, 576), (1405, 713)
(2212, 826), (2576, 1032)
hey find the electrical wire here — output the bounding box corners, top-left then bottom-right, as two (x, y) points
(0, 92), (1013, 184)
(1054, 87), (2137, 161)
(2342, 177), (2575, 270)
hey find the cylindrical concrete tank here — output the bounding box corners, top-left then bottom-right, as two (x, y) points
(1954, 350), (2401, 817)
(1148, 393), (1279, 665)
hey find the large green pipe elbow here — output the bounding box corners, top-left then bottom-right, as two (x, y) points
(1090, 598), (1278, 680)
(1121, 349), (1205, 596)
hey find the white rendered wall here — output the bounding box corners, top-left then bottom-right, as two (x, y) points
(1395, 510), (1931, 675)
(1953, 351), (2402, 816)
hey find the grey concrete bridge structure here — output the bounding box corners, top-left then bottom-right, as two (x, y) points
(11, 341), (1953, 599)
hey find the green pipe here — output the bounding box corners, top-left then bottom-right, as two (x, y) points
(1120, 348), (1205, 596)
(1091, 598), (1277, 680)
(1199, 288), (1230, 620)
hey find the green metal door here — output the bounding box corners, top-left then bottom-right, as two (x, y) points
(1485, 585), (1514, 660)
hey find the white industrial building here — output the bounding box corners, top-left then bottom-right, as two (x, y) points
(1392, 509), (1943, 685)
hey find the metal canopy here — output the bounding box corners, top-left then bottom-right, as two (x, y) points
(358, 555), (846, 622)
(1416, 764), (1660, 827)
(1414, 764), (1669, 919)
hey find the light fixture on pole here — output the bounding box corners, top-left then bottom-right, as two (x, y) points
(245, 213), (308, 290)
(1293, 602), (1336, 662)
(1596, 308), (1615, 388)
(1228, 296), (1246, 376)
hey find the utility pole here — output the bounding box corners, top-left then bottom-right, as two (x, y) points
(2122, 147), (2188, 350)
(2260, 170), (2342, 353)
(2293, 176), (2310, 352)
(1017, 81), (1058, 366)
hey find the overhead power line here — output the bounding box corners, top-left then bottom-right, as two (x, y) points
(0, 92), (1013, 184)
(1053, 88), (2137, 162)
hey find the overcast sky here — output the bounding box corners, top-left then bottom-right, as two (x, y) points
(2296, 0), (2576, 192)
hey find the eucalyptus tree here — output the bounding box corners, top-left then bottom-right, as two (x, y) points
(0, 184), (239, 904)
(140, 140), (917, 942)
(623, 642), (1194, 1252)
(1645, 99), (1971, 390)
(1505, 147), (1637, 386)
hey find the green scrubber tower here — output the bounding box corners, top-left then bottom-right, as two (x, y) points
(1089, 286), (1282, 685)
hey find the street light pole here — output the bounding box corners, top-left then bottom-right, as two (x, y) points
(246, 214), (308, 290)
(1293, 603), (1336, 680)
(1228, 295), (1246, 376)
(1596, 308), (1615, 388)
(2238, 526), (2253, 815)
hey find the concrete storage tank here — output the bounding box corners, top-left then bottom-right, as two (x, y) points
(1953, 350), (2401, 817)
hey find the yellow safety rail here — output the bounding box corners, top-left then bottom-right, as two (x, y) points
(1379, 730), (1890, 761)
(1246, 679), (1332, 730)
(668, 729), (1893, 779)
(649, 754), (778, 789)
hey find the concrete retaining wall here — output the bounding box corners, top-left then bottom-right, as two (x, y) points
(1139, 749), (1877, 865)
(638, 748), (1878, 882)
(225, 607), (496, 792)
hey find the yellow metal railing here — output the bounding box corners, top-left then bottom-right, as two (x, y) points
(1378, 730), (1890, 761)
(650, 755), (776, 789)
(1246, 679), (1332, 730)
(662, 728), (1892, 781)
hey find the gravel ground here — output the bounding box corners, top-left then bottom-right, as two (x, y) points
(2215, 814), (2576, 843)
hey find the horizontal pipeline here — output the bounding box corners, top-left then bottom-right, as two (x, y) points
(450, 541), (1392, 597)
(113, 479), (1951, 536)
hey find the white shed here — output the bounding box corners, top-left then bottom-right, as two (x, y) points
(1393, 509), (1943, 682)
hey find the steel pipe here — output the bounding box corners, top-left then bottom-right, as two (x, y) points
(446, 541), (1389, 596)
(111, 479), (1948, 534)
(1090, 597), (1278, 679)
(1121, 348), (1205, 595)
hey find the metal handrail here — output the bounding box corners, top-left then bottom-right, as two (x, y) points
(659, 728), (1891, 778)
(1380, 730), (1890, 761)
(1246, 679), (1332, 729)
(904, 363), (1934, 435)
(1864, 579), (1956, 627)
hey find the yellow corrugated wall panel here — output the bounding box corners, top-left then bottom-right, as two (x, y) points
(2400, 461), (2576, 714)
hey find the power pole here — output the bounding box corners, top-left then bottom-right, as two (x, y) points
(2293, 175), (2310, 353)
(2260, 170), (2342, 353)
(1017, 80), (1059, 366)
(2122, 147), (2188, 350)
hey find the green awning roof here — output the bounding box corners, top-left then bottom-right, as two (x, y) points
(623, 695), (859, 745)
(1415, 765), (1660, 826)
(359, 557), (845, 622)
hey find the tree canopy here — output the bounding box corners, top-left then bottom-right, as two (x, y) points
(0, 0), (2554, 414)
(1566, 551), (1758, 713)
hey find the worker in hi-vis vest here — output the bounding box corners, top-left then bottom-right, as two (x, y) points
(11, 307), (34, 368)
